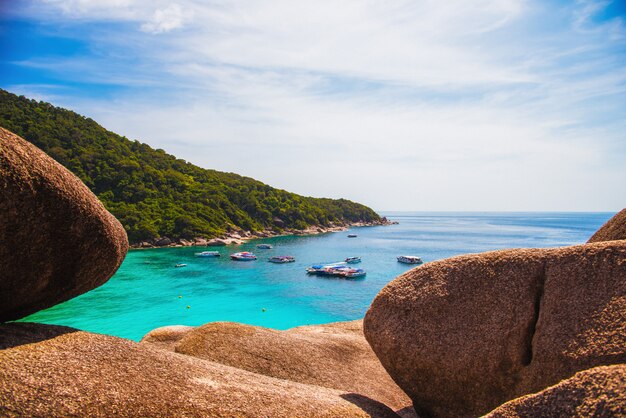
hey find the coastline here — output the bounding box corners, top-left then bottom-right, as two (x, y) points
(129, 217), (398, 249)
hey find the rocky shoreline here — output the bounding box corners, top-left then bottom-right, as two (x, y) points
(130, 217), (398, 249)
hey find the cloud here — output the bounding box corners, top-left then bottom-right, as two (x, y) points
(5, 0), (626, 210)
(140, 4), (184, 34)
(35, 0), (186, 33)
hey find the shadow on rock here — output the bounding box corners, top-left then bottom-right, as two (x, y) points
(340, 393), (406, 418)
(0, 322), (79, 349)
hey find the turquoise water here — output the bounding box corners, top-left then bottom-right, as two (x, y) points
(22, 212), (612, 341)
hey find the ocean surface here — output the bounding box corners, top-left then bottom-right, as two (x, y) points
(22, 212), (612, 341)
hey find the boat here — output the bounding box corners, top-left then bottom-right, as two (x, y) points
(342, 268), (366, 278)
(397, 255), (423, 264)
(230, 252), (257, 261)
(256, 244), (273, 249)
(175, 263), (187, 268)
(307, 263), (342, 275)
(269, 255), (295, 263)
(347, 234), (357, 238)
(306, 263), (365, 279)
(195, 251), (221, 257)
(345, 256), (361, 264)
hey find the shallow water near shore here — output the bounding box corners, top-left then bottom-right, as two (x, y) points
(22, 212), (612, 341)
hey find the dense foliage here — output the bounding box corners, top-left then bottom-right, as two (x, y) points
(0, 89), (380, 243)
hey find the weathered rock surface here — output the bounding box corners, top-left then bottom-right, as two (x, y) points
(207, 238), (227, 246)
(0, 127), (128, 322)
(364, 241), (626, 417)
(485, 365), (626, 417)
(142, 320), (415, 416)
(140, 324), (194, 351)
(588, 208), (626, 243)
(0, 322), (398, 418)
(154, 237), (172, 246)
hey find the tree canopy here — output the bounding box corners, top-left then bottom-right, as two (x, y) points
(0, 89), (380, 243)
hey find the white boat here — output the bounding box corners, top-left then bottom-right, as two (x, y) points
(175, 263), (187, 268)
(397, 255), (423, 264)
(195, 251), (221, 257)
(230, 251), (257, 261)
(345, 256), (361, 264)
(269, 255), (295, 263)
(256, 244), (273, 249)
(306, 263), (365, 279)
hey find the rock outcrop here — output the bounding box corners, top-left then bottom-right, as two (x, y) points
(154, 237), (172, 246)
(142, 320), (415, 416)
(206, 238), (227, 246)
(588, 208), (626, 243)
(0, 322), (398, 418)
(364, 241), (626, 417)
(485, 365), (626, 417)
(140, 324), (195, 351)
(0, 127), (128, 322)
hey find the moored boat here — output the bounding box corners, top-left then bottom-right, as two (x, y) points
(175, 263), (187, 268)
(256, 244), (273, 249)
(195, 251), (221, 257)
(397, 255), (423, 264)
(342, 268), (366, 278)
(345, 256), (361, 264)
(306, 263), (365, 279)
(306, 262), (347, 274)
(230, 252), (257, 261)
(347, 234), (357, 238)
(269, 255), (295, 263)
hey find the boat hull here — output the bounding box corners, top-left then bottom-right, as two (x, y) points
(397, 256), (423, 264)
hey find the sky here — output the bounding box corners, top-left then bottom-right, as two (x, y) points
(1, 0), (625, 212)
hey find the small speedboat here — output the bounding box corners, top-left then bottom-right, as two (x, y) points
(345, 256), (361, 264)
(256, 244), (273, 249)
(195, 251), (221, 257)
(269, 255), (295, 263)
(175, 263), (187, 268)
(231, 251), (257, 261)
(397, 255), (423, 264)
(347, 234), (357, 238)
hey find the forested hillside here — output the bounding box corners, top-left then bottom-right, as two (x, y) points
(0, 89), (380, 243)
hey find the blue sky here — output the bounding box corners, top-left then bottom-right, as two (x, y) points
(1, 0), (625, 211)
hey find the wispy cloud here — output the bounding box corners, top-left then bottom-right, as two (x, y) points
(140, 3), (184, 34)
(3, 0), (625, 210)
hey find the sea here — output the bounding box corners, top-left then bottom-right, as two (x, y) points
(21, 212), (612, 341)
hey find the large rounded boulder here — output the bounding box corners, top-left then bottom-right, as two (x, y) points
(364, 241), (626, 417)
(485, 365), (626, 417)
(142, 320), (414, 416)
(0, 127), (128, 321)
(588, 208), (626, 243)
(0, 322), (397, 417)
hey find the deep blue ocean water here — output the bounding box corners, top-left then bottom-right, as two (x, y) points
(22, 212), (612, 341)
